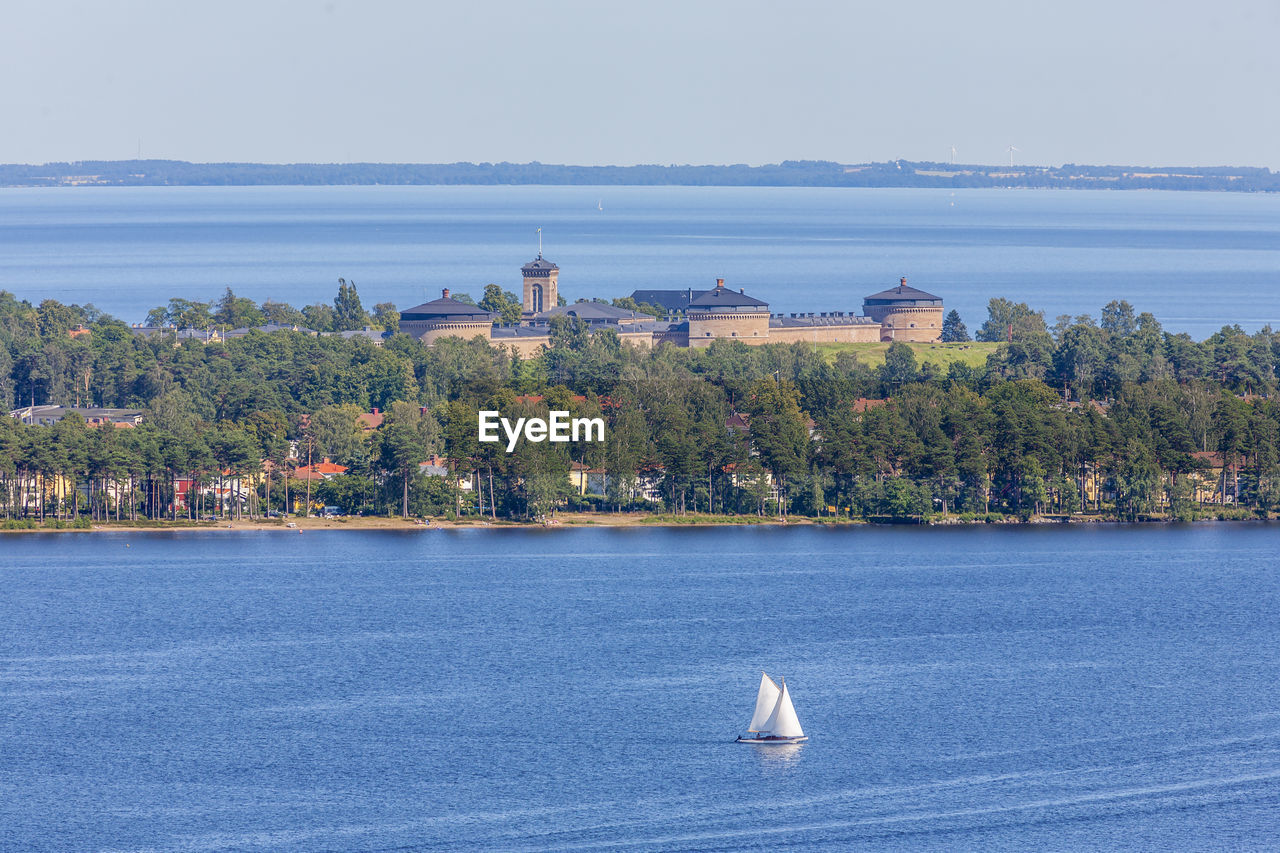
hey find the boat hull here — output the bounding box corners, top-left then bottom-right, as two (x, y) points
(735, 735), (808, 744)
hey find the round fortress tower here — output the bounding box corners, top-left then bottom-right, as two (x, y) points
(862, 278), (944, 342)
(685, 278), (771, 347)
(398, 288), (497, 345)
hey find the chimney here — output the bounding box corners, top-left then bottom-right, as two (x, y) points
(442, 288), (450, 299)
(716, 278), (725, 289)
(740, 288), (745, 294)
(899, 277), (907, 289)
(372, 407), (379, 415)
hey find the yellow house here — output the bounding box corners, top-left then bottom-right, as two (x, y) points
(569, 461), (607, 496)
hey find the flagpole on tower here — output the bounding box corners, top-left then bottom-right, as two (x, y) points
(537, 227), (542, 258)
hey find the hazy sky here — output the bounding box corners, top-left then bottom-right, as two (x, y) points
(4, 0), (1278, 168)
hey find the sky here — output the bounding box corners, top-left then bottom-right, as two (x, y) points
(3, 0), (1279, 169)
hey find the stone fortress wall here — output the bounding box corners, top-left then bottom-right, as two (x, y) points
(399, 259), (945, 355)
(768, 319), (882, 345)
(687, 311), (771, 347)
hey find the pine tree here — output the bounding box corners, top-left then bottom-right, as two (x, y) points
(941, 309), (970, 342)
(333, 278), (369, 331)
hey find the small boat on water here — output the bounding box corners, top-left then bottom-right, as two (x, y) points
(736, 672), (807, 744)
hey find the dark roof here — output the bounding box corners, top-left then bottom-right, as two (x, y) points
(225, 323), (318, 337)
(688, 284), (769, 310)
(10, 405), (145, 425)
(491, 320), (683, 340)
(521, 255), (559, 274)
(130, 325), (216, 339)
(535, 302), (643, 322)
(863, 280), (943, 306)
(490, 325), (554, 339)
(629, 289), (709, 311)
(619, 321), (677, 334)
(333, 328), (391, 343)
(400, 296), (497, 322)
(770, 315), (877, 328)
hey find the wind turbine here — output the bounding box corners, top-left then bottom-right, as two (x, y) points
(1006, 145), (1020, 168)
(950, 145), (957, 165)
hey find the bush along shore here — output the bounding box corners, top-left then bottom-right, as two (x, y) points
(4, 286), (1280, 526)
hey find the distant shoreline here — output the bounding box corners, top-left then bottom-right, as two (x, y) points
(2, 512), (1269, 534)
(2, 159), (1277, 193)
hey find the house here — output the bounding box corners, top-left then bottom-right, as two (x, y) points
(9, 405), (144, 427)
(724, 462), (782, 503)
(356, 409), (385, 431)
(292, 459), (349, 481)
(330, 327), (389, 345)
(634, 466), (666, 503)
(514, 394), (587, 405)
(726, 410), (818, 440)
(1189, 451), (1235, 504)
(569, 461), (608, 496)
(223, 323), (319, 339)
(11, 473), (77, 515)
(419, 455), (474, 491)
(129, 325), (222, 343)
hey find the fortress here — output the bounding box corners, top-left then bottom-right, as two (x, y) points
(398, 255), (944, 357)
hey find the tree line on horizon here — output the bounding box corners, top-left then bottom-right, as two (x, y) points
(2, 283), (1280, 525)
(3, 160), (1277, 192)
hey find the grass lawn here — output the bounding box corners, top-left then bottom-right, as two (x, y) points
(812, 341), (1001, 369)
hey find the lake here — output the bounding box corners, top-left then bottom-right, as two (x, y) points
(3, 523), (1279, 850)
(2, 185), (1279, 338)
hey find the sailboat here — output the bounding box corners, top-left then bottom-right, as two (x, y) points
(736, 672), (807, 744)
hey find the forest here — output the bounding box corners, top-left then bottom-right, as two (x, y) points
(3, 283), (1280, 526)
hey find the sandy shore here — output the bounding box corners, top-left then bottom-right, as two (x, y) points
(0, 512), (837, 533)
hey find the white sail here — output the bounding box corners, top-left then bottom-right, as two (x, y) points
(761, 681), (804, 738)
(747, 672), (781, 732)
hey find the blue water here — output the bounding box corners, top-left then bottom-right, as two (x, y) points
(3, 524), (1280, 851)
(2, 186), (1279, 338)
